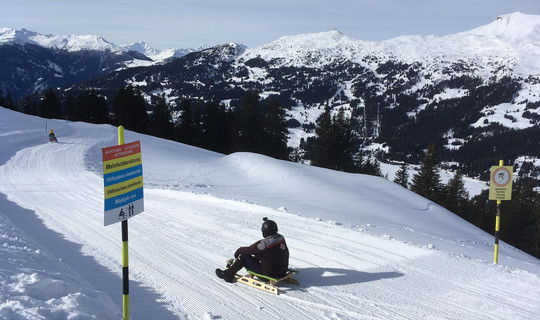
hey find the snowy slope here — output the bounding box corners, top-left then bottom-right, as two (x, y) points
(0, 107), (539, 319)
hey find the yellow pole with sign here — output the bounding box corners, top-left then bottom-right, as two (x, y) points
(494, 211), (501, 263)
(118, 126), (130, 320)
(489, 159), (513, 264)
(493, 160), (503, 264)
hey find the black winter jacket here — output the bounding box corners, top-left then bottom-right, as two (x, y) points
(236, 233), (289, 277)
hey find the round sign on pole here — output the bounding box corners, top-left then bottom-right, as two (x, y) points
(489, 166), (513, 201)
(492, 167), (511, 187)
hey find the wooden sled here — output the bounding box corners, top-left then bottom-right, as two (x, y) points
(235, 269), (299, 295)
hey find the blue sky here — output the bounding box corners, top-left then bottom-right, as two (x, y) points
(4, 0), (540, 50)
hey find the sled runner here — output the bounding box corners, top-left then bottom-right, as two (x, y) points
(235, 269), (299, 295)
(226, 259), (299, 294)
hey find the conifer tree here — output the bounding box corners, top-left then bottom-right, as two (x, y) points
(84, 89), (109, 124)
(410, 143), (443, 202)
(112, 85), (148, 133)
(5, 92), (15, 110)
(39, 88), (63, 119)
(500, 178), (540, 258)
(467, 190), (493, 231)
(199, 101), (231, 154)
(22, 97), (39, 115)
(311, 104), (333, 169)
(190, 104), (203, 146)
(177, 99), (195, 145)
(231, 90), (263, 153)
(65, 95), (79, 121)
(150, 96), (174, 139)
(261, 99), (290, 160)
(357, 155), (383, 176)
(464, 184), (540, 259)
(331, 108), (355, 171)
(312, 106), (355, 172)
(0, 91), (16, 110)
(394, 163), (409, 188)
(442, 170), (469, 217)
(69, 89), (109, 124)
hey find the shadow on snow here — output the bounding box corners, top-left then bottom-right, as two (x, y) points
(293, 267), (404, 288)
(0, 192), (179, 320)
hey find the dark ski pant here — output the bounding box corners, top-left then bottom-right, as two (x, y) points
(227, 254), (262, 276)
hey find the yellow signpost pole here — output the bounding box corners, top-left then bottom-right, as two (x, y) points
(118, 126), (130, 320)
(493, 206), (501, 263)
(103, 126), (144, 319)
(489, 159), (513, 264)
(493, 161), (502, 264)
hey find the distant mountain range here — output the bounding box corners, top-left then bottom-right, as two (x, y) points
(0, 28), (203, 100)
(120, 41), (208, 62)
(0, 27), (127, 52)
(1, 13), (539, 181)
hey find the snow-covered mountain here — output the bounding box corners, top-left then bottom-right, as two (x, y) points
(242, 12), (540, 76)
(0, 28), (127, 53)
(121, 40), (206, 62)
(0, 106), (539, 319)
(58, 12), (540, 182)
(0, 28), (210, 100)
(2, 13), (540, 181)
(0, 28), (152, 100)
(119, 40), (159, 57)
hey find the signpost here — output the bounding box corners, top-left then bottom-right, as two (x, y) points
(103, 139), (144, 226)
(102, 126), (143, 320)
(489, 165), (513, 201)
(488, 160), (513, 264)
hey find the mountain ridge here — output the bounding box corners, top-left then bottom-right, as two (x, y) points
(2, 13), (539, 182)
(120, 40), (208, 62)
(0, 27), (208, 62)
(0, 27), (126, 52)
(241, 12), (540, 75)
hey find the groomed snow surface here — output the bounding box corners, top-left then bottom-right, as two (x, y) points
(0, 107), (539, 319)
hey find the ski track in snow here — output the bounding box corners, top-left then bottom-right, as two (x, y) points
(0, 111), (539, 319)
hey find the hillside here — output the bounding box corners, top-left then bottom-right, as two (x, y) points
(51, 12), (540, 181)
(0, 107), (539, 319)
(1, 14), (539, 182)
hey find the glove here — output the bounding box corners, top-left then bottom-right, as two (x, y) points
(234, 250), (240, 258)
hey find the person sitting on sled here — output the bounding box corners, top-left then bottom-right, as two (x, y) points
(48, 129), (58, 142)
(216, 217), (289, 283)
